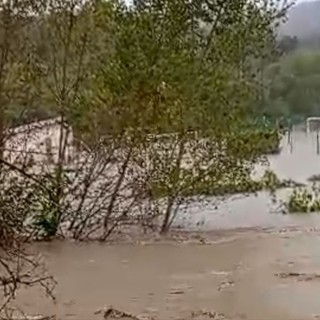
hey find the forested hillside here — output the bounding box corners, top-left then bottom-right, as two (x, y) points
(260, 0), (320, 124)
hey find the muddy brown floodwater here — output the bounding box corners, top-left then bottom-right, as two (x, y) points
(15, 231), (320, 320)
(176, 130), (320, 230)
(13, 130), (320, 320)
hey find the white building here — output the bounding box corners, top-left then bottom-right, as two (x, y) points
(3, 117), (74, 165)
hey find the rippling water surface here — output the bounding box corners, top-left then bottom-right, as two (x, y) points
(177, 129), (320, 230)
(17, 130), (320, 320)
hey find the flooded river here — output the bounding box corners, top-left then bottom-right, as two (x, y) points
(17, 232), (320, 320)
(177, 130), (320, 230)
(14, 129), (320, 320)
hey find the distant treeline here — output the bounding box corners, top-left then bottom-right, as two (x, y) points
(257, 34), (320, 124)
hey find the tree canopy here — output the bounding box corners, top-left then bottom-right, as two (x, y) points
(261, 49), (320, 122)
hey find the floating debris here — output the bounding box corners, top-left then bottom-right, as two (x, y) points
(217, 280), (235, 291)
(192, 310), (228, 320)
(275, 272), (320, 281)
(95, 306), (151, 320)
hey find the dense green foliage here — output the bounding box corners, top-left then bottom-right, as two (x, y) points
(0, 1), (284, 132)
(262, 49), (320, 121)
(0, 0), (288, 238)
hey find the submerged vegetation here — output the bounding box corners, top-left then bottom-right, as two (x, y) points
(234, 128), (282, 156)
(0, 0), (289, 237)
(286, 175), (320, 213)
(235, 117), (284, 156)
(287, 188), (320, 213)
(0, 0), (293, 315)
(4, 0), (320, 315)
(151, 169), (296, 199)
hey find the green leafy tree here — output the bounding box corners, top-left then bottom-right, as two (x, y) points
(78, 0), (288, 233)
(0, 0), (290, 243)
